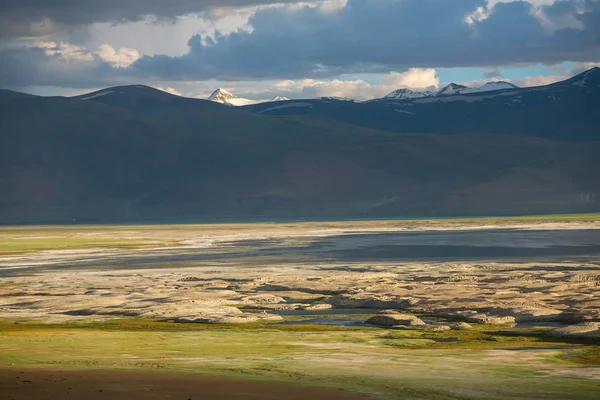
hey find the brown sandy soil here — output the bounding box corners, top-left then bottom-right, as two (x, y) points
(0, 369), (372, 400)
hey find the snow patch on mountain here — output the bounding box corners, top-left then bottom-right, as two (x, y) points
(81, 91), (113, 100)
(436, 83), (469, 96)
(258, 103), (313, 113)
(382, 80), (521, 101)
(320, 96), (355, 101)
(478, 81), (519, 91)
(208, 89), (293, 106)
(208, 88), (257, 106)
(384, 88), (433, 99)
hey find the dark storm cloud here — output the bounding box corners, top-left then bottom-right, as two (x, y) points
(131, 0), (600, 80)
(0, 45), (124, 88)
(483, 68), (504, 79)
(0, 0), (309, 38)
(1, 0), (599, 88)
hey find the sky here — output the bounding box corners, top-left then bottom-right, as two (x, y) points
(0, 0), (599, 100)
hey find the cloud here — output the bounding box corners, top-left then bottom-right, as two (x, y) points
(0, 42), (136, 88)
(96, 45), (141, 68)
(381, 69), (440, 90)
(570, 61), (600, 75)
(148, 66), (571, 101)
(511, 74), (565, 86)
(483, 68), (504, 78)
(157, 86), (184, 96)
(0, 0), (314, 39)
(1, 0), (599, 89)
(188, 68), (437, 100)
(130, 0), (600, 81)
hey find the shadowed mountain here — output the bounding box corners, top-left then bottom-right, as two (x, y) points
(245, 68), (600, 142)
(1, 79), (599, 224)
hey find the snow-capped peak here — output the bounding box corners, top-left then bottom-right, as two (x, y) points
(208, 88), (257, 106)
(384, 88), (433, 99)
(271, 96), (290, 102)
(478, 81), (519, 91)
(208, 88), (238, 102)
(436, 83), (469, 96)
(319, 96), (356, 102)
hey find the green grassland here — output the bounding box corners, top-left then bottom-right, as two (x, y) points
(1, 318), (599, 400)
(2, 212), (599, 234)
(0, 237), (165, 255)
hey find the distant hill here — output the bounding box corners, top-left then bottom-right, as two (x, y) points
(246, 67), (600, 142)
(1, 71), (599, 223)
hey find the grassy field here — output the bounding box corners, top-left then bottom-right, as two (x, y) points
(1, 212), (599, 233)
(0, 237), (165, 255)
(1, 319), (599, 400)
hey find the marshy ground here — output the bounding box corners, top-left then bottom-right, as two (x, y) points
(1, 214), (600, 399)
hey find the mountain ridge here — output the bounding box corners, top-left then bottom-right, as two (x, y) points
(1, 68), (598, 223)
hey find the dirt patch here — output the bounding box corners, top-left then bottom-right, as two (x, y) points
(0, 368), (373, 400)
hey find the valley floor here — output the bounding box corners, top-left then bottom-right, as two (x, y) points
(1, 214), (600, 399)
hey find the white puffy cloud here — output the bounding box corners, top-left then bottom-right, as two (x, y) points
(465, 6), (490, 26)
(84, 12), (254, 57)
(96, 44), (140, 68)
(274, 78), (372, 99)
(512, 74), (565, 87)
(31, 41), (141, 69)
(487, 0), (557, 7)
(34, 41), (94, 62)
(510, 62), (600, 86)
(269, 69), (439, 100)
(196, 68), (440, 100)
(380, 69), (440, 90)
(158, 86), (184, 96)
(570, 61), (600, 75)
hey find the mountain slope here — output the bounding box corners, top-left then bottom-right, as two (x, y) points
(1, 84), (599, 223)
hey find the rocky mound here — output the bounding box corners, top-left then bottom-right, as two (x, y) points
(326, 294), (419, 309)
(546, 323), (600, 338)
(366, 311), (427, 327)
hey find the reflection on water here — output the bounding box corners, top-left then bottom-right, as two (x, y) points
(3, 228), (600, 274)
(320, 229), (600, 260)
(270, 316), (368, 327)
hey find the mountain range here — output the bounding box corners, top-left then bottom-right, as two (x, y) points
(207, 80), (521, 105)
(245, 67), (600, 142)
(0, 68), (598, 223)
(381, 81), (518, 100)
